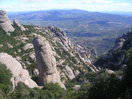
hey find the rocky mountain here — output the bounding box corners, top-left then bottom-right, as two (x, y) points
(0, 10), (97, 91)
(94, 30), (132, 70)
(9, 9), (132, 55)
(0, 10), (132, 99)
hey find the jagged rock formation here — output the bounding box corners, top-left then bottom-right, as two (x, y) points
(112, 38), (125, 51)
(47, 26), (73, 51)
(74, 45), (97, 63)
(0, 52), (38, 89)
(63, 66), (75, 80)
(0, 10), (14, 32)
(0, 10), (98, 90)
(95, 31), (132, 70)
(33, 35), (65, 89)
(13, 19), (26, 31)
(46, 26), (98, 72)
(74, 44), (98, 72)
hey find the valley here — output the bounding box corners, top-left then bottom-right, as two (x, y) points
(0, 9), (132, 99)
(9, 9), (132, 55)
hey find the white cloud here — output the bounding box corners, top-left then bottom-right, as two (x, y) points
(79, 0), (113, 4)
(0, 0), (132, 12)
(22, 0), (53, 2)
(114, 3), (131, 6)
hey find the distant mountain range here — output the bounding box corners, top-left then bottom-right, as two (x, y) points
(9, 9), (132, 55)
(103, 11), (132, 16)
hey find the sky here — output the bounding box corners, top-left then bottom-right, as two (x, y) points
(0, 0), (132, 12)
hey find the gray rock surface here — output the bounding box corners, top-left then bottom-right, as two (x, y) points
(13, 19), (26, 31)
(29, 52), (36, 61)
(33, 35), (65, 89)
(33, 68), (39, 76)
(47, 26), (72, 49)
(64, 66), (75, 80)
(113, 38), (125, 51)
(73, 85), (81, 91)
(0, 52), (38, 89)
(105, 69), (114, 74)
(0, 10), (14, 32)
(23, 43), (33, 51)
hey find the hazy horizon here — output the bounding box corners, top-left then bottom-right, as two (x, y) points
(0, 0), (132, 12)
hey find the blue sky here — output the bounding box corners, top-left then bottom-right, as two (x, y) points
(0, 0), (132, 12)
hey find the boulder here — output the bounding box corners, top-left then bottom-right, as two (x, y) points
(29, 52), (36, 61)
(15, 56), (22, 61)
(73, 85), (81, 91)
(0, 52), (38, 89)
(74, 70), (80, 76)
(64, 66), (75, 80)
(105, 69), (114, 74)
(23, 43), (33, 51)
(7, 43), (13, 48)
(0, 10), (14, 32)
(33, 68), (39, 76)
(13, 19), (26, 31)
(33, 35), (65, 89)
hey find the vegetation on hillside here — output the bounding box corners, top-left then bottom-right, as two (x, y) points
(9, 9), (132, 54)
(0, 25), (132, 99)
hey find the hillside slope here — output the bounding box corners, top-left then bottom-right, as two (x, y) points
(95, 30), (132, 70)
(9, 9), (132, 54)
(0, 10), (99, 90)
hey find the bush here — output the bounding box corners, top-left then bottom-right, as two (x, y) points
(0, 64), (12, 93)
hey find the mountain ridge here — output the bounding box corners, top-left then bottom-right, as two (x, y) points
(9, 9), (132, 55)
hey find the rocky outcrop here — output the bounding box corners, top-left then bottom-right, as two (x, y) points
(0, 52), (38, 89)
(74, 44), (98, 72)
(0, 10), (14, 32)
(23, 43), (33, 51)
(47, 26), (73, 50)
(47, 27), (98, 72)
(32, 35), (65, 89)
(13, 19), (26, 31)
(64, 66), (75, 80)
(112, 38), (125, 51)
(95, 31), (132, 70)
(74, 45), (97, 63)
(73, 85), (81, 91)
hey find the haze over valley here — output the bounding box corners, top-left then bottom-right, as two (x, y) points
(9, 9), (132, 54)
(0, 0), (132, 99)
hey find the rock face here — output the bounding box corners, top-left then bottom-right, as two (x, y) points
(0, 52), (38, 89)
(95, 31), (132, 70)
(46, 26), (98, 72)
(64, 66), (75, 80)
(74, 45), (96, 64)
(13, 19), (26, 31)
(74, 44), (98, 72)
(23, 43), (33, 51)
(0, 10), (14, 32)
(32, 35), (65, 89)
(47, 26), (72, 49)
(112, 38), (125, 51)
